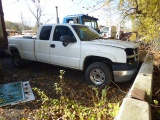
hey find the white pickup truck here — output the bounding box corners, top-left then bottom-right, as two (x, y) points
(7, 24), (139, 87)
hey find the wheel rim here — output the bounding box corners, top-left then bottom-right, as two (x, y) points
(13, 56), (20, 66)
(90, 68), (105, 85)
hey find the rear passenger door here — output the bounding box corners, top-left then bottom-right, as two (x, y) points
(35, 26), (52, 63)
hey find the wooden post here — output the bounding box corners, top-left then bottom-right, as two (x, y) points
(0, 0), (8, 50)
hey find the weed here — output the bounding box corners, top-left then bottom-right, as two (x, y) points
(31, 70), (120, 120)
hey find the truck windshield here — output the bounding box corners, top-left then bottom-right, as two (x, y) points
(82, 18), (99, 30)
(72, 25), (101, 41)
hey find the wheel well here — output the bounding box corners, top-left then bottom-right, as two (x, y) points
(10, 48), (19, 55)
(83, 56), (113, 71)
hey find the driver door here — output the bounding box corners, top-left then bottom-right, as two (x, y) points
(49, 25), (80, 69)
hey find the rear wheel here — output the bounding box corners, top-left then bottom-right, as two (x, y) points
(85, 62), (112, 87)
(12, 53), (25, 68)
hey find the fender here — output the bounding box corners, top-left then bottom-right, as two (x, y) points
(80, 52), (117, 70)
(8, 44), (22, 56)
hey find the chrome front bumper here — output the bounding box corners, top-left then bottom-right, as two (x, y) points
(113, 69), (137, 82)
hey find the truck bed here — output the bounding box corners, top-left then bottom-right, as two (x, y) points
(8, 36), (36, 61)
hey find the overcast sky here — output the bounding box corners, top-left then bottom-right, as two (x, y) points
(2, 0), (121, 27)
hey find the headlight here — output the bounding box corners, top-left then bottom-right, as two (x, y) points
(125, 48), (134, 56)
(125, 48), (139, 64)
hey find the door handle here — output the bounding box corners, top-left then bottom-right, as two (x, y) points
(50, 44), (55, 48)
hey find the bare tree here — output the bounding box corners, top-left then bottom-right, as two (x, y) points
(20, 12), (27, 30)
(27, 0), (43, 28)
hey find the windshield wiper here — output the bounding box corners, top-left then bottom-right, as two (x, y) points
(87, 35), (100, 40)
(86, 37), (94, 41)
(93, 37), (106, 40)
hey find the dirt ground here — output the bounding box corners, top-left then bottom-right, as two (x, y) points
(152, 51), (160, 120)
(0, 50), (159, 120)
(0, 54), (135, 120)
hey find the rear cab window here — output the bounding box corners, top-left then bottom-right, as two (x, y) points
(39, 26), (52, 40)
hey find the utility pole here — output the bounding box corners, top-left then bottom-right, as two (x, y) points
(55, 6), (59, 23)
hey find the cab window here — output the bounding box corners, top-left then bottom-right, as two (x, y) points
(53, 26), (75, 41)
(39, 26), (52, 40)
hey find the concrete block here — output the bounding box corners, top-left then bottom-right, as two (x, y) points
(115, 98), (151, 120)
(129, 58), (153, 102)
(115, 56), (153, 120)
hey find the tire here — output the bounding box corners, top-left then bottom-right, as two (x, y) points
(12, 52), (25, 68)
(85, 62), (112, 87)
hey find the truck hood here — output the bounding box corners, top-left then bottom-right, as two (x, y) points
(88, 39), (139, 49)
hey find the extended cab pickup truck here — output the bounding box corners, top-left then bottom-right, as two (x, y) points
(7, 24), (139, 87)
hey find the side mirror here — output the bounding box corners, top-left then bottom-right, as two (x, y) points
(60, 35), (72, 42)
(60, 35), (76, 47)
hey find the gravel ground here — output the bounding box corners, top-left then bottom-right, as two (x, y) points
(0, 54), (136, 120)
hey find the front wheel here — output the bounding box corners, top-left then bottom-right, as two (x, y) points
(85, 62), (112, 87)
(12, 53), (25, 68)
